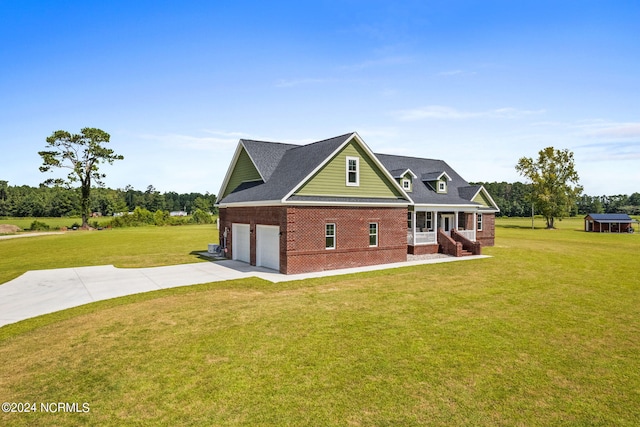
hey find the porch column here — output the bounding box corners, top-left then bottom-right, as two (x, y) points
(454, 210), (458, 230)
(473, 211), (477, 241)
(412, 209), (416, 244)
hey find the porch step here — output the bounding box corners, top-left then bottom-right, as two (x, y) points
(460, 250), (474, 257)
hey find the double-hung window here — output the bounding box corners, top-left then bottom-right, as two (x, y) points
(369, 223), (378, 247)
(477, 213), (483, 231)
(346, 156), (359, 186)
(426, 212), (433, 231)
(325, 223), (336, 249)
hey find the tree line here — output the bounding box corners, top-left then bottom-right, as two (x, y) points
(0, 181), (217, 218)
(476, 181), (640, 217)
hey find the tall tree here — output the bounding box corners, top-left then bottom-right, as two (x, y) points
(516, 147), (582, 229)
(39, 128), (124, 228)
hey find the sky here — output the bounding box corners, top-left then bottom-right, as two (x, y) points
(1, 0), (639, 196)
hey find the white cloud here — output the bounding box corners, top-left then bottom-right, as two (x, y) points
(393, 105), (546, 121)
(138, 132), (239, 151)
(582, 122), (640, 140)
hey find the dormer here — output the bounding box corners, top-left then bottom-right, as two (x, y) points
(422, 171), (452, 194)
(390, 169), (417, 193)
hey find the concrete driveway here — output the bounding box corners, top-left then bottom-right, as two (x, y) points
(0, 255), (487, 328)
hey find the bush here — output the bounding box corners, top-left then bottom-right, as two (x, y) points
(30, 220), (50, 231)
(191, 209), (213, 224)
(154, 210), (170, 226)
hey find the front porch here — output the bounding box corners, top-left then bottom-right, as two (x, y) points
(407, 209), (482, 256)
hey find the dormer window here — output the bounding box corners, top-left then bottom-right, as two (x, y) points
(438, 180), (447, 193)
(346, 156), (359, 186)
(402, 179), (411, 191)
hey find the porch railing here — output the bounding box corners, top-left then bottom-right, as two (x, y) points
(455, 229), (476, 241)
(407, 231), (437, 245)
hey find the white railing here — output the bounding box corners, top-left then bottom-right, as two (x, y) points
(456, 229), (476, 241)
(407, 231), (437, 245)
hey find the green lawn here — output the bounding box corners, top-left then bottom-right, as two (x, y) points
(0, 216), (112, 230)
(0, 217), (639, 426)
(0, 224), (218, 284)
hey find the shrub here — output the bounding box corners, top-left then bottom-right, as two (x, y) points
(30, 220), (50, 231)
(154, 210), (170, 226)
(191, 209), (213, 224)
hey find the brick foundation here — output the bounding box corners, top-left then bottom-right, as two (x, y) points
(408, 244), (439, 255)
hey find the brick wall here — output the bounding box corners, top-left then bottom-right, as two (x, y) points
(218, 206), (288, 270)
(476, 213), (495, 246)
(285, 206), (408, 274)
(408, 244), (439, 255)
(220, 205), (407, 274)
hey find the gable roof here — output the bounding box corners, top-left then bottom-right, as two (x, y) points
(586, 213), (635, 223)
(217, 133), (498, 210)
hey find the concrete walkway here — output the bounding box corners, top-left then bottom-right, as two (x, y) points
(0, 255), (488, 327)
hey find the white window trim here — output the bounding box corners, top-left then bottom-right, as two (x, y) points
(369, 222), (378, 247)
(402, 179), (411, 191)
(346, 156), (360, 186)
(325, 223), (336, 249)
(438, 180), (447, 193)
(477, 213), (483, 231)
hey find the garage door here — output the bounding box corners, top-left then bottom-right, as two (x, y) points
(232, 223), (250, 263)
(256, 225), (280, 271)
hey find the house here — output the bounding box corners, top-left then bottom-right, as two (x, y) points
(584, 213), (637, 233)
(216, 132), (499, 274)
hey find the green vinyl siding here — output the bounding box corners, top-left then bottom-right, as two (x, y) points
(222, 147), (262, 198)
(295, 141), (403, 198)
(473, 189), (492, 207)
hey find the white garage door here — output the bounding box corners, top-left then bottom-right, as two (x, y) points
(256, 225), (280, 271)
(232, 223), (250, 263)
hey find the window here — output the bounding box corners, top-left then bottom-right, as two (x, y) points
(402, 179), (411, 190)
(438, 180), (447, 193)
(426, 212), (433, 231)
(477, 213), (483, 231)
(325, 223), (335, 249)
(369, 223), (378, 247)
(407, 211), (412, 229)
(346, 156), (359, 186)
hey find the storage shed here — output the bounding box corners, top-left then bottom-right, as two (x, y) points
(584, 213), (637, 233)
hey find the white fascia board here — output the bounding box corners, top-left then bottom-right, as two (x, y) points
(438, 172), (453, 181)
(240, 141), (266, 182)
(471, 185), (501, 212)
(285, 200), (410, 207)
(217, 142), (244, 200)
(282, 132), (414, 204)
(216, 200), (284, 208)
(414, 203), (483, 210)
(217, 140), (265, 201)
(398, 168), (418, 179)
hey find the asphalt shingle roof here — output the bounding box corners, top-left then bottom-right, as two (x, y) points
(219, 133), (487, 208)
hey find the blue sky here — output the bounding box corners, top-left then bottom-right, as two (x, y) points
(1, 0), (639, 196)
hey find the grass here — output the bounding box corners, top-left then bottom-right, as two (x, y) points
(0, 224), (218, 284)
(1, 217), (639, 425)
(0, 216), (112, 230)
